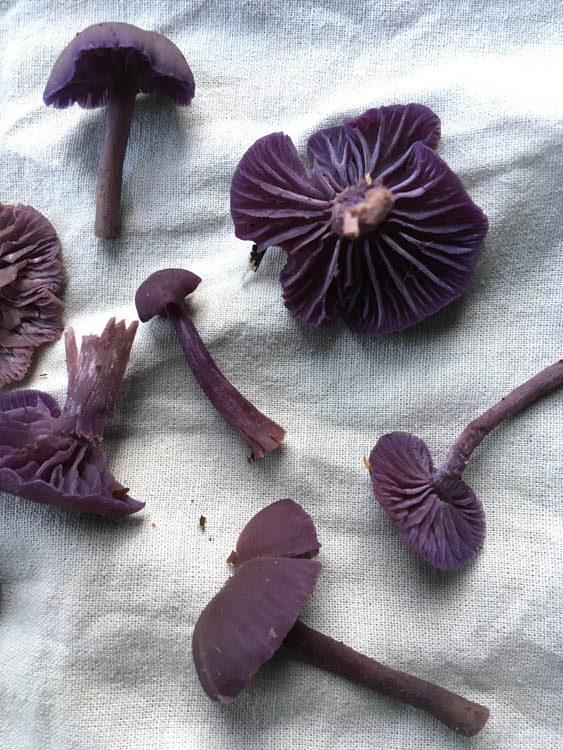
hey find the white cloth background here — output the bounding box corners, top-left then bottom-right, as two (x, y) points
(0, 1), (562, 748)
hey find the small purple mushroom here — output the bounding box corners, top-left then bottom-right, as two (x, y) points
(369, 360), (563, 570)
(230, 104), (488, 334)
(0, 318), (143, 516)
(0, 203), (65, 387)
(193, 499), (489, 736)
(43, 22), (195, 238)
(135, 269), (285, 459)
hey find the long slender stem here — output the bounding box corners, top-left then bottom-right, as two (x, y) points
(437, 360), (563, 482)
(169, 304), (285, 458)
(283, 621), (489, 737)
(94, 87), (137, 239)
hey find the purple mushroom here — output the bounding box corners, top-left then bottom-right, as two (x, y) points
(135, 269), (285, 459)
(43, 22), (195, 238)
(193, 499), (489, 736)
(0, 318), (143, 516)
(369, 360), (563, 570)
(230, 104), (488, 334)
(0, 203), (65, 387)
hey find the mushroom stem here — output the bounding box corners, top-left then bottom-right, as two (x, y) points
(283, 620), (489, 737)
(167, 303), (285, 458)
(95, 87), (137, 239)
(436, 360), (563, 484)
(60, 318), (138, 441)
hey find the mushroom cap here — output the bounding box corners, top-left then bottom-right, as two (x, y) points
(193, 499), (321, 703)
(0, 203), (65, 387)
(43, 22), (195, 109)
(135, 268), (201, 321)
(0, 387), (144, 517)
(230, 104), (488, 334)
(369, 432), (485, 571)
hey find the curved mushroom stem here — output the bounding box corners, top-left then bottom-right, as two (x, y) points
(436, 360), (563, 485)
(283, 621), (489, 737)
(167, 303), (285, 458)
(95, 86), (137, 238)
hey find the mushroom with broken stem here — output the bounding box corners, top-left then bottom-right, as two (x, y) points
(43, 22), (195, 238)
(0, 318), (143, 516)
(369, 360), (563, 570)
(135, 269), (285, 458)
(192, 499), (489, 737)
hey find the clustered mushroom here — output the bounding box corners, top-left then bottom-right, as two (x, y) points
(369, 360), (563, 570)
(0, 203), (65, 387)
(43, 22), (195, 238)
(193, 499), (489, 736)
(0, 318), (143, 516)
(135, 268), (285, 458)
(230, 104), (488, 334)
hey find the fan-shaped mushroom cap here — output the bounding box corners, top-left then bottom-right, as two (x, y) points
(369, 432), (485, 570)
(230, 104), (488, 334)
(43, 22), (195, 109)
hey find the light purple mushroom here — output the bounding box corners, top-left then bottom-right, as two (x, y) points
(43, 22), (195, 238)
(0, 203), (65, 387)
(230, 104), (488, 334)
(369, 360), (563, 570)
(135, 268), (285, 459)
(0, 318), (143, 516)
(193, 499), (490, 736)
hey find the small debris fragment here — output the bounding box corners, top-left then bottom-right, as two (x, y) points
(241, 245), (264, 282)
(246, 453), (255, 464)
(199, 515), (206, 532)
(363, 456), (371, 469)
(111, 487), (130, 498)
(151, 522), (156, 528)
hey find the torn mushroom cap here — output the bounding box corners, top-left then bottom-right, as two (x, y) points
(134, 269), (201, 322)
(369, 432), (485, 571)
(43, 22), (195, 109)
(193, 499), (321, 703)
(230, 104), (488, 334)
(0, 319), (144, 517)
(0, 203), (65, 387)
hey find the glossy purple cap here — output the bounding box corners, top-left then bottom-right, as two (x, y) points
(135, 268), (201, 321)
(43, 22), (195, 109)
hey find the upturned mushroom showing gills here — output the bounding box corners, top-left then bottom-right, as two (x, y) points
(230, 104), (488, 334)
(135, 269), (285, 459)
(192, 499), (490, 736)
(0, 203), (65, 387)
(43, 22), (195, 238)
(369, 360), (563, 570)
(0, 318), (143, 517)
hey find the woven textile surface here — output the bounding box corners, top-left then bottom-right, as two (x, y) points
(0, 1), (562, 748)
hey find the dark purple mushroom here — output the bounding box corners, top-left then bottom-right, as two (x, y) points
(230, 104), (488, 334)
(43, 22), (195, 238)
(369, 360), (563, 570)
(193, 499), (489, 736)
(0, 318), (143, 516)
(135, 268), (285, 459)
(0, 203), (65, 387)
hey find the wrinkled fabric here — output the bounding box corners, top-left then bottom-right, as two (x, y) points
(1, 2), (562, 750)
